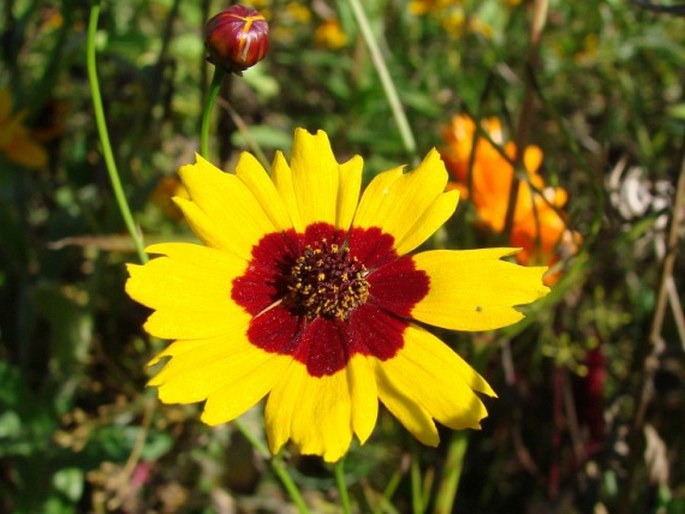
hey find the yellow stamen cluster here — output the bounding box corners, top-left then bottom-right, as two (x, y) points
(287, 239), (369, 320)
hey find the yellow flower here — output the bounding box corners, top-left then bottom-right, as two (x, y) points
(314, 19), (348, 49)
(284, 1), (311, 24)
(0, 87), (48, 169)
(126, 128), (549, 462)
(409, 0), (461, 16)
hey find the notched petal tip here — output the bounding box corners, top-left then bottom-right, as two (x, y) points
(411, 248), (552, 331)
(125, 262), (142, 275)
(199, 409), (224, 427)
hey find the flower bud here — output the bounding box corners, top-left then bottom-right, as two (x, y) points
(204, 5), (269, 74)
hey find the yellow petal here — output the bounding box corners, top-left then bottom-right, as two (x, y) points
(289, 128), (340, 227)
(271, 150), (304, 232)
(353, 149), (458, 255)
(263, 360), (299, 456)
(265, 362), (353, 462)
(130, 244), (247, 306)
(411, 248), (549, 331)
(201, 353), (291, 425)
(149, 335), (249, 397)
(375, 364), (439, 446)
(173, 197), (244, 255)
(144, 241), (244, 265)
(396, 189), (459, 254)
(149, 333), (280, 408)
(346, 354), (378, 444)
(375, 323), (491, 433)
(234, 151), (293, 231)
(336, 155), (363, 231)
(351, 164), (404, 228)
(141, 306), (249, 340)
(178, 154), (278, 259)
(125, 246), (250, 339)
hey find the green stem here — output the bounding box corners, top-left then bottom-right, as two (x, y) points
(335, 458), (353, 514)
(271, 456), (311, 514)
(200, 67), (226, 159)
(433, 432), (469, 514)
(233, 418), (310, 513)
(233, 418), (270, 457)
(410, 445), (424, 514)
(86, 1), (146, 263)
(346, 0), (418, 163)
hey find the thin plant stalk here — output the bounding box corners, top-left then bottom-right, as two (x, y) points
(271, 458), (311, 514)
(216, 95), (270, 168)
(232, 421), (311, 514)
(410, 445), (425, 514)
(200, 67), (226, 158)
(346, 0), (418, 163)
(619, 140), (685, 514)
(503, 0), (548, 238)
(87, 1), (147, 264)
(433, 432), (469, 514)
(335, 458), (353, 514)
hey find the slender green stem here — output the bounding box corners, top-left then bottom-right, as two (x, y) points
(233, 418), (270, 458)
(271, 457), (311, 514)
(433, 432), (469, 514)
(200, 67), (226, 159)
(346, 0), (418, 163)
(87, 1), (146, 263)
(233, 417), (310, 513)
(335, 458), (353, 514)
(410, 445), (424, 514)
(216, 95), (270, 168)
(376, 466), (403, 514)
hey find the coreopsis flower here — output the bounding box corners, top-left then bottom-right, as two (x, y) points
(205, 5), (269, 74)
(441, 114), (580, 284)
(0, 87), (48, 169)
(126, 128), (549, 462)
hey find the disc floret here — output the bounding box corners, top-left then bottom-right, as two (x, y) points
(286, 239), (369, 320)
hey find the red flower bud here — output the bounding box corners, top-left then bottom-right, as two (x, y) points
(204, 5), (269, 74)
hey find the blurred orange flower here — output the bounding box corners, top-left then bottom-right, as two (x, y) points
(314, 19), (348, 49)
(409, 0), (460, 16)
(150, 175), (190, 220)
(441, 114), (580, 283)
(0, 88), (48, 169)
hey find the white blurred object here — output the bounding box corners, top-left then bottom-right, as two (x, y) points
(607, 156), (685, 349)
(606, 157), (672, 232)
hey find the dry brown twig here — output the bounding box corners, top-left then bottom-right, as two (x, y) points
(619, 141), (685, 513)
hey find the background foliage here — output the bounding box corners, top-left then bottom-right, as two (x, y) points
(1, 0), (684, 512)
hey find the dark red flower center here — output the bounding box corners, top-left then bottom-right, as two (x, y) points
(285, 239), (369, 320)
(231, 223), (429, 377)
